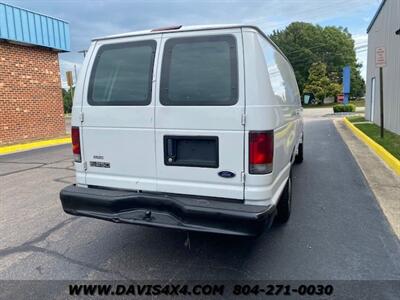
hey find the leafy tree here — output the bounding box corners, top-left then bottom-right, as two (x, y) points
(327, 82), (342, 99)
(270, 22), (365, 97)
(303, 62), (342, 103)
(62, 88), (73, 114)
(350, 67), (366, 98)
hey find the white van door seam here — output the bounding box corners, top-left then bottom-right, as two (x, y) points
(153, 33), (164, 192)
(240, 28), (247, 200)
(80, 41), (97, 182)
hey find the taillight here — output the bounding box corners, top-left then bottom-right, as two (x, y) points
(71, 127), (81, 163)
(249, 131), (273, 174)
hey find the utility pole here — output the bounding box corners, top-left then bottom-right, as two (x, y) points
(78, 49), (87, 58)
(74, 64), (78, 82)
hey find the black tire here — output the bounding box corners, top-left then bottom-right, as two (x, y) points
(275, 171), (292, 224)
(294, 136), (304, 164)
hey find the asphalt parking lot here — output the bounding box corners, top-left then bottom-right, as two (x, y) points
(1, 118), (399, 287)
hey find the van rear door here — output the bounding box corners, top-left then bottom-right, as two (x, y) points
(155, 29), (245, 200)
(81, 36), (160, 190)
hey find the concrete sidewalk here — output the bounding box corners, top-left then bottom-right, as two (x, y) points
(335, 119), (400, 238)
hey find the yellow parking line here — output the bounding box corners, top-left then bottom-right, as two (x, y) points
(343, 118), (400, 176)
(0, 137), (71, 155)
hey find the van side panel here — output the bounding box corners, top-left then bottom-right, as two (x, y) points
(243, 30), (300, 206)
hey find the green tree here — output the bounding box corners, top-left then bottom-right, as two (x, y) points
(303, 62), (342, 103)
(62, 88), (73, 114)
(327, 82), (342, 99)
(350, 66), (366, 97)
(270, 22), (365, 97)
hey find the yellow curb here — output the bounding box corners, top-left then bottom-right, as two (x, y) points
(343, 118), (400, 176)
(0, 137), (71, 155)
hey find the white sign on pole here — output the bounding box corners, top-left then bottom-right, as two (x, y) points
(375, 47), (386, 67)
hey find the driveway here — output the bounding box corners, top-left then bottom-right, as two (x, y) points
(0, 117), (399, 295)
(302, 106), (365, 119)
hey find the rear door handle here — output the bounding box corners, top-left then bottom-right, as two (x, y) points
(166, 138), (176, 162)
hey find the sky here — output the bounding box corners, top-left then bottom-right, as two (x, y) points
(6, 0), (382, 88)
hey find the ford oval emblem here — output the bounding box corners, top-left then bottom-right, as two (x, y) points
(218, 171), (236, 178)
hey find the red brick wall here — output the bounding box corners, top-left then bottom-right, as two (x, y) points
(0, 41), (65, 145)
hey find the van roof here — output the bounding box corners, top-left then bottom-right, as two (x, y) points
(94, 24), (258, 41)
(92, 24), (289, 64)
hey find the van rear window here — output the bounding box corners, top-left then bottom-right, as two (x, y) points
(88, 41), (156, 106)
(160, 35), (238, 106)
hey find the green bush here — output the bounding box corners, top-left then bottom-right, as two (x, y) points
(333, 104), (356, 113)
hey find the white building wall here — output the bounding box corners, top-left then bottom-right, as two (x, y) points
(365, 0), (400, 134)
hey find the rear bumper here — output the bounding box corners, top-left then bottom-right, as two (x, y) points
(60, 185), (276, 236)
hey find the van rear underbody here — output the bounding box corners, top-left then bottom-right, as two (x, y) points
(60, 184), (276, 236)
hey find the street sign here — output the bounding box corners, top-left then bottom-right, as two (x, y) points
(375, 47), (386, 68)
(66, 71), (73, 87)
(375, 47), (386, 137)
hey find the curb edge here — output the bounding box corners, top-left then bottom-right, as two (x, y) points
(343, 118), (400, 176)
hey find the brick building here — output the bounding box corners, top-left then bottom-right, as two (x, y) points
(0, 3), (70, 145)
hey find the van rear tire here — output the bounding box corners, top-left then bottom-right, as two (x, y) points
(294, 140), (303, 164)
(275, 171), (292, 224)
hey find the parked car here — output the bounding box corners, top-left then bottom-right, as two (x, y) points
(60, 24), (304, 236)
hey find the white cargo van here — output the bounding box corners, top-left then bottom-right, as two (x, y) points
(60, 25), (303, 236)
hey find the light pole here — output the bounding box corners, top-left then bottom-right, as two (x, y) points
(78, 50), (87, 58)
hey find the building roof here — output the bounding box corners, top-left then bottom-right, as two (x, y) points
(367, 0), (387, 33)
(0, 2), (70, 52)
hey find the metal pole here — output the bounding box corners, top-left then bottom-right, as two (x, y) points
(379, 67), (384, 138)
(74, 64), (78, 82)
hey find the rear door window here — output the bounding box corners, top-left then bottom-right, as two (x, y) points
(88, 40), (156, 106)
(160, 35), (238, 106)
